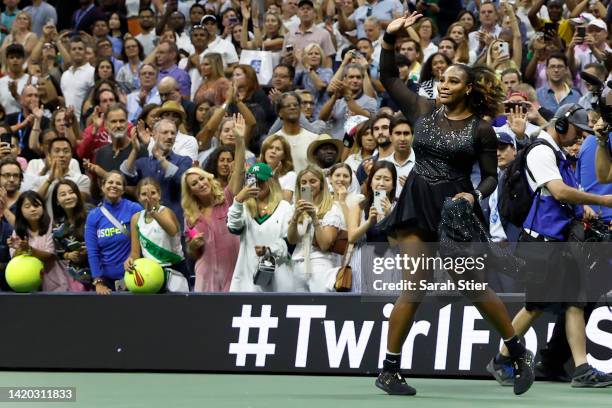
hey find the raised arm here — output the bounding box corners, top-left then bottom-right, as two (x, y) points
(380, 13), (434, 125)
(228, 113), (247, 196)
(527, 0), (545, 31)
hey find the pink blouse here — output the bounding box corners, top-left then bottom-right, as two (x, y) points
(186, 187), (239, 292)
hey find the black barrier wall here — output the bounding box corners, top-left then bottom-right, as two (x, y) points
(0, 294), (611, 375)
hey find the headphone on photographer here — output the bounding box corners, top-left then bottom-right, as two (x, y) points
(554, 105), (584, 135)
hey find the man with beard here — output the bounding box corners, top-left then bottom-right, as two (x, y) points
(272, 92), (318, 174)
(157, 9), (194, 56)
(0, 158), (20, 289)
(307, 134), (361, 192)
(319, 64), (377, 139)
(32, 137), (92, 212)
(307, 134), (343, 170)
(121, 119), (192, 224)
(153, 101), (198, 161)
(88, 104), (148, 179)
(356, 113), (394, 184)
(76, 88), (124, 163)
(136, 7), (157, 55)
(0, 157), (25, 225)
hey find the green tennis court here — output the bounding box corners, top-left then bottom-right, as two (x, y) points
(1, 372), (611, 408)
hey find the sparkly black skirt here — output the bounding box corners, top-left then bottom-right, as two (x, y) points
(379, 171), (485, 242)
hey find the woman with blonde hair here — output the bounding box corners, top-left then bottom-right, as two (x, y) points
(194, 53), (231, 106)
(446, 22), (475, 65)
(1, 11), (37, 57)
(287, 165), (345, 292)
(259, 134), (296, 201)
(485, 3), (522, 76)
(240, 2), (284, 52)
(294, 43), (333, 118)
(182, 114), (246, 292)
(228, 163), (294, 292)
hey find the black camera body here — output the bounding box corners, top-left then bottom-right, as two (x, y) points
(580, 71), (612, 131)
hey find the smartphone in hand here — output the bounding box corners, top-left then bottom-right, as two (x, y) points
(300, 185), (312, 203)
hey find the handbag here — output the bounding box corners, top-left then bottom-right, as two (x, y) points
(165, 268), (189, 292)
(334, 244), (355, 292)
(314, 229), (349, 255)
(238, 50), (279, 86)
(254, 251), (276, 287)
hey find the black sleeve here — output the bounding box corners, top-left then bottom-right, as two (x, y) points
(474, 120), (498, 198)
(379, 45), (434, 125)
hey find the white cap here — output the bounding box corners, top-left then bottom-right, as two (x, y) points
(588, 18), (608, 32)
(344, 115), (369, 136)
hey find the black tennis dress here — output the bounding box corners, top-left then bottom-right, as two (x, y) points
(378, 45), (498, 240)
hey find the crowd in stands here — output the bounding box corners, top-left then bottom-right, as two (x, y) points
(0, 0), (610, 295)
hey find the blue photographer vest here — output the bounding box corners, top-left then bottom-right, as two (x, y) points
(523, 147), (582, 241)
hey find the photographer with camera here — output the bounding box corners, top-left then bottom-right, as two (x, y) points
(594, 118), (612, 183)
(490, 103), (612, 388)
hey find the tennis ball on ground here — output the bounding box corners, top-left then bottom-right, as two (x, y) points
(124, 258), (164, 293)
(6, 255), (44, 293)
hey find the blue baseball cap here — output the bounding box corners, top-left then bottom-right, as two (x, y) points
(496, 132), (516, 148)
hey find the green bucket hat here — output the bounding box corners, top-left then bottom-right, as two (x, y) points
(247, 163), (274, 181)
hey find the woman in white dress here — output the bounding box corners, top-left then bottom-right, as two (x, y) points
(259, 134), (296, 202)
(228, 163), (294, 292)
(287, 165), (344, 292)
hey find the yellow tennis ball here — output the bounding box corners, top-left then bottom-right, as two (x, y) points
(124, 258), (164, 293)
(6, 255), (44, 293)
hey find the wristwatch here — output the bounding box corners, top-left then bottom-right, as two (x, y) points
(92, 278), (105, 286)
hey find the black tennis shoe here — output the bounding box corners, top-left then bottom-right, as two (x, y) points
(512, 349), (535, 395)
(375, 371), (417, 396)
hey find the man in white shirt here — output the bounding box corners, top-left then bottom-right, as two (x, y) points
(152, 101), (198, 161)
(273, 92), (319, 173)
(492, 104), (612, 389)
(281, 0), (300, 30)
(0, 44), (29, 115)
(135, 8), (157, 55)
(468, 2), (501, 53)
(60, 36), (94, 119)
(31, 137), (91, 214)
(380, 117), (415, 198)
(200, 14), (238, 67)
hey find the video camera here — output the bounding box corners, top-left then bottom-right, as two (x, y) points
(580, 70), (612, 132)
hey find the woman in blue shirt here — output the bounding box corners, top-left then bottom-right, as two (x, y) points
(85, 171), (142, 294)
